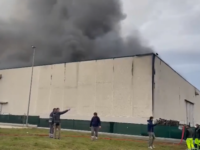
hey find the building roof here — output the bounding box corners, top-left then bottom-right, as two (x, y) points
(0, 53), (154, 70)
(0, 52), (199, 91)
(155, 55), (200, 92)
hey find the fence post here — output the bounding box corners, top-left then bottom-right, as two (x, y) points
(169, 125), (171, 138)
(110, 122), (114, 133)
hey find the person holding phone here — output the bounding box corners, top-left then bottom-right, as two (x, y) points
(49, 108), (56, 138)
(147, 116), (157, 149)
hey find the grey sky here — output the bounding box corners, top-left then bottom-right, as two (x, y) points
(122, 0), (200, 89)
(0, 0), (199, 89)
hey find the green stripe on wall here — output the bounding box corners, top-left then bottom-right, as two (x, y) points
(0, 115), (182, 139)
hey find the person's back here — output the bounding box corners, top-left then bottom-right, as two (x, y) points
(197, 128), (200, 139)
(53, 112), (60, 124)
(185, 125), (195, 150)
(91, 116), (101, 127)
(90, 112), (101, 140)
(53, 109), (70, 124)
(187, 128), (194, 138)
(53, 108), (70, 139)
(194, 126), (199, 138)
(194, 125), (200, 149)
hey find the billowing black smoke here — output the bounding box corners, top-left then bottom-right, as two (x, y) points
(0, 0), (153, 69)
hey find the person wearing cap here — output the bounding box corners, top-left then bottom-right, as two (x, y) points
(147, 116), (157, 149)
(185, 125), (195, 150)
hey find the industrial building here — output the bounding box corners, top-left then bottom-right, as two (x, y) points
(0, 53), (199, 129)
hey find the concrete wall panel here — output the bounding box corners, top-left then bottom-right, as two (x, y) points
(154, 57), (200, 125)
(49, 65), (65, 110)
(78, 61), (96, 86)
(112, 58), (133, 117)
(64, 63), (78, 88)
(96, 83), (113, 116)
(36, 66), (52, 115)
(77, 85), (96, 116)
(95, 59), (113, 117)
(0, 68), (31, 115)
(132, 56), (153, 118)
(0, 55), (153, 124)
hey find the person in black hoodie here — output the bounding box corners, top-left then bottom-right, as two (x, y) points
(49, 108), (56, 138)
(185, 125), (194, 150)
(53, 108), (70, 139)
(147, 116), (157, 149)
(194, 124), (200, 149)
(90, 112), (101, 140)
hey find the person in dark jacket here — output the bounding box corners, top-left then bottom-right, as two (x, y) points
(90, 112), (101, 140)
(194, 124), (200, 149)
(185, 125), (194, 150)
(147, 116), (157, 149)
(49, 108), (56, 138)
(53, 108), (70, 139)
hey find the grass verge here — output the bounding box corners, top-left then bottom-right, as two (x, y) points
(0, 128), (186, 150)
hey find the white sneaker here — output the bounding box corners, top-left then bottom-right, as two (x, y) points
(91, 136), (94, 140)
(152, 145), (155, 148)
(95, 137), (98, 140)
(148, 146), (153, 149)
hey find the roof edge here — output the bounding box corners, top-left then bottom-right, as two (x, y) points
(1, 52), (198, 91)
(154, 54), (200, 92)
(0, 53), (154, 70)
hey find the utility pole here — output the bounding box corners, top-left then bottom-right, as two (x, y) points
(26, 46), (36, 127)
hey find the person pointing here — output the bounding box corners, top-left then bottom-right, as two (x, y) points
(53, 108), (71, 139)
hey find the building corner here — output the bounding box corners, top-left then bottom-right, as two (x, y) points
(152, 54), (156, 117)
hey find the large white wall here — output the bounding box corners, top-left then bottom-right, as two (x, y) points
(0, 55), (152, 124)
(154, 57), (200, 125)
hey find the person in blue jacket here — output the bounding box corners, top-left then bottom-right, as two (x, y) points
(90, 112), (101, 140)
(147, 116), (157, 149)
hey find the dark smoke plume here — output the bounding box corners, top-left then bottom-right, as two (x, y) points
(0, 0), (153, 69)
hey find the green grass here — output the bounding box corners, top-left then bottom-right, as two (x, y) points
(0, 128), (186, 150)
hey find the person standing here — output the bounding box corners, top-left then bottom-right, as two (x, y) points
(194, 124), (200, 149)
(90, 112), (101, 140)
(49, 108), (56, 138)
(185, 125), (195, 150)
(53, 108), (70, 139)
(147, 116), (157, 149)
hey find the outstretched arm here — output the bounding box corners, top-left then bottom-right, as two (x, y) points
(153, 123), (157, 126)
(59, 109), (70, 115)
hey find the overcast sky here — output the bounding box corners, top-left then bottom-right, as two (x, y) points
(0, 0), (199, 89)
